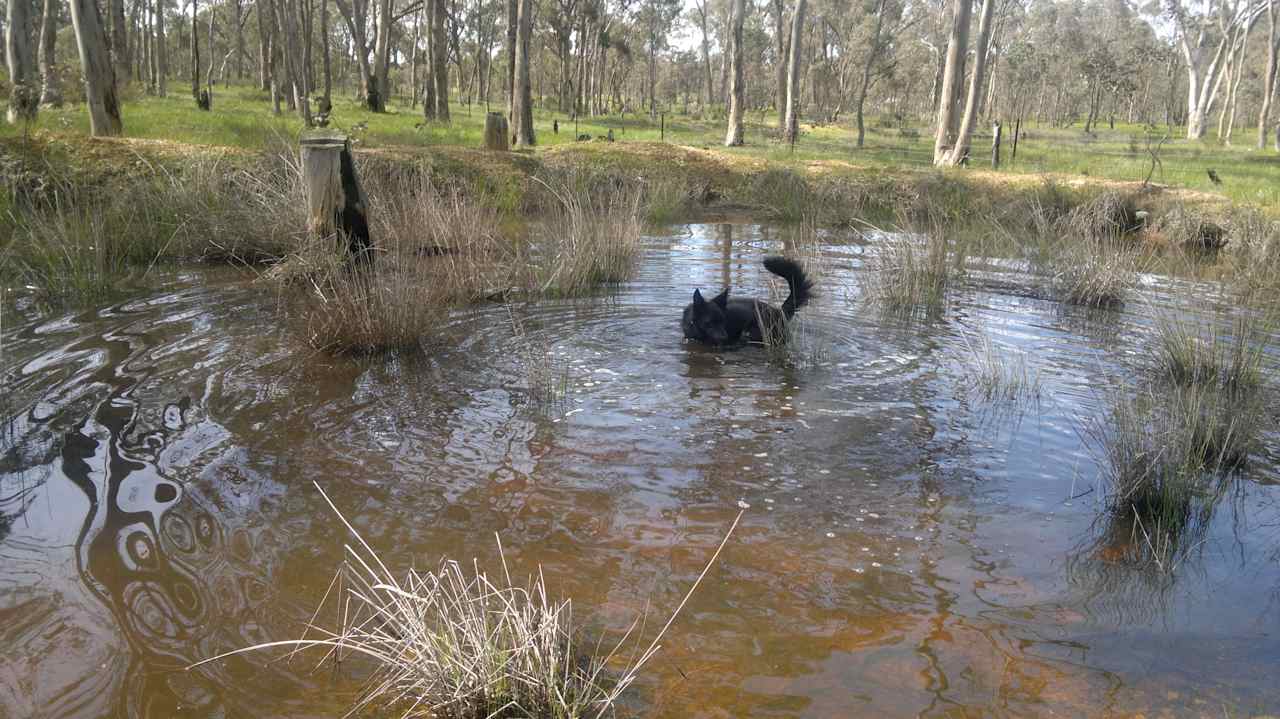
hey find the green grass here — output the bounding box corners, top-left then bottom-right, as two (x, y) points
(5, 84), (1277, 209)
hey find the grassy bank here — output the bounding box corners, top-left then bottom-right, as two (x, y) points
(4, 84), (1278, 209)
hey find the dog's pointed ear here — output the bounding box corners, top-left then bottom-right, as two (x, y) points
(712, 288), (729, 309)
(692, 289), (705, 306)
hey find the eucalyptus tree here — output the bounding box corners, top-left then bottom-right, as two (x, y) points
(6, 0), (39, 122)
(724, 0), (746, 144)
(782, 0), (806, 141)
(934, 0), (996, 165)
(1165, 0), (1266, 139)
(38, 0), (61, 105)
(1258, 0), (1277, 148)
(69, 0), (124, 134)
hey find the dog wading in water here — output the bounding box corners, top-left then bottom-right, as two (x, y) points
(682, 256), (813, 346)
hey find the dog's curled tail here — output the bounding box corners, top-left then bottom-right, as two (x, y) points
(763, 256), (813, 318)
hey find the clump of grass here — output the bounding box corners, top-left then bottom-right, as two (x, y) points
(641, 174), (694, 225)
(1047, 236), (1143, 308)
(739, 167), (812, 222)
(859, 211), (966, 317)
(1091, 383), (1262, 569)
(1065, 190), (1144, 242)
(961, 331), (1041, 401)
(293, 176), (512, 354)
(4, 197), (136, 304)
(193, 483), (742, 719)
(532, 172), (644, 295)
(1222, 208), (1280, 304)
(1152, 204), (1229, 256)
(1152, 311), (1270, 391)
(508, 304), (572, 412)
(2, 149), (306, 303)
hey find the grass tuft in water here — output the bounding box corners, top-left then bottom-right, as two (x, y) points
(859, 211), (966, 317)
(1091, 382), (1262, 570)
(960, 331), (1041, 401)
(508, 304), (572, 413)
(1151, 311), (1270, 391)
(192, 483), (742, 719)
(533, 171), (644, 296)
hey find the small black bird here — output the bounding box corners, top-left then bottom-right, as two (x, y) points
(1207, 168), (1223, 185)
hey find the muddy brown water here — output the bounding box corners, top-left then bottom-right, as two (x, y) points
(2, 223), (1280, 718)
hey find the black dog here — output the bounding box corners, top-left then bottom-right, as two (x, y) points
(682, 256), (813, 346)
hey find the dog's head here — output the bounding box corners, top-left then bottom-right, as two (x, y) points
(682, 288), (730, 345)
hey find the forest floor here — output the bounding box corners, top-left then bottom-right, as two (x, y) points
(2, 84), (1277, 212)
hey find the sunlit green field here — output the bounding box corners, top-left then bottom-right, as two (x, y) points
(3, 84), (1278, 208)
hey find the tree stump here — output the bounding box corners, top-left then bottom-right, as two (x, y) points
(484, 112), (510, 151)
(301, 134), (373, 265)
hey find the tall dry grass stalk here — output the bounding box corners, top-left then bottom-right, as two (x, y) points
(288, 172), (514, 354)
(859, 211), (967, 316)
(960, 331), (1041, 401)
(508, 304), (572, 412)
(3, 149), (307, 303)
(532, 172), (644, 296)
(191, 483), (742, 719)
(1020, 194), (1146, 308)
(1151, 310), (1271, 391)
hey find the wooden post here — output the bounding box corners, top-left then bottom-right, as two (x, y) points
(300, 134), (373, 265)
(661, 112), (666, 141)
(991, 121), (1002, 169)
(484, 112), (510, 150)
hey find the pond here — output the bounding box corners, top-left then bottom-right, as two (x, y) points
(2, 223), (1279, 717)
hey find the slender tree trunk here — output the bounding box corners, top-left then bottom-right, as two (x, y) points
(334, 0), (373, 106)
(205, 0), (215, 92)
(375, 0), (393, 110)
(321, 0), (331, 104)
(506, 0), (516, 116)
(854, 0), (886, 148)
(233, 0), (245, 78)
(110, 0), (129, 85)
(37, 0), (63, 106)
(433, 0), (449, 120)
(273, 0), (311, 123)
(190, 0), (200, 98)
(724, 0), (745, 145)
(423, 0), (437, 116)
(694, 0), (712, 111)
(771, 0), (784, 126)
(933, 0), (972, 164)
(155, 0), (166, 95)
(939, 0), (995, 166)
(69, 0), (124, 134)
(258, 0), (271, 89)
(1262, 0), (1279, 149)
(511, 0), (533, 144)
(782, 0), (805, 143)
(6, 0), (39, 122)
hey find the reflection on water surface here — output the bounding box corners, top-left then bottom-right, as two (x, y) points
(2, 224), (1279, 718)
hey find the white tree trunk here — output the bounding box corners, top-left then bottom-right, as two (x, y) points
(432, 0), (450, 120)
(512, 0), (534, 145)
(38, 0), (63, 106)
(933, 0), (973, 164)
(372, 0), (393, 109)
(7, 0), (39, 122)
(782, 0), (805, 143)
(1260, 0), (1279, 149)
(69, 0), (124, 134)
(939, 0), (996, 166)
(724, 0), (745, 146)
